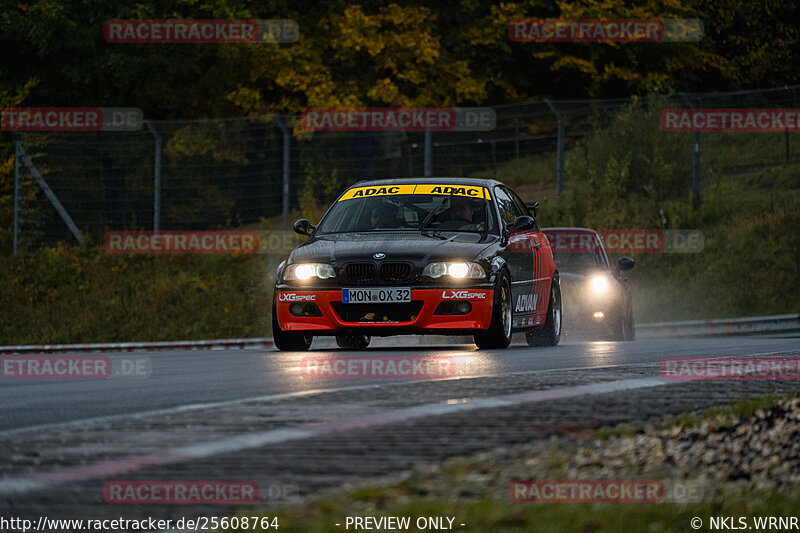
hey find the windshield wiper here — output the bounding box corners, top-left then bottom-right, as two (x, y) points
(420, 229), (447, 240)
(418, 191), (454, 230)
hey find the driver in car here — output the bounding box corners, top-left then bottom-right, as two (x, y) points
(370, 204), (397, 229)
(438, 197), (475, 230)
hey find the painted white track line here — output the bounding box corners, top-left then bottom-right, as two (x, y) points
(0, 377), (666, 496)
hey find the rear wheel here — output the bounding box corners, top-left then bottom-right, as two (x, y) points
(272, 297), (313, 351)
(335, 334), (371, 350)
(474, 271), (512, 349)
(526, 275), (562, 347)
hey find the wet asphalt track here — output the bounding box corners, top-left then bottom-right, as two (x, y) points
(3, 334), (799, 433)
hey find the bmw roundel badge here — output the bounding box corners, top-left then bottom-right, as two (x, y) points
(373, 253), (386, 259)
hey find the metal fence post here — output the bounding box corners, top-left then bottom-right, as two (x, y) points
(786, 126), (790, 163)
(544, 99), (564, 197)
(144, 121), (162, 231)
(274, 115), (291, 231)
(18, 145), (84, 245)
(13, 136), (22, 255)
(423, 131), (433, 177)
(491, 140), (497, 178)
(692, 131), (701, 209)
(680, 93), (701, 209)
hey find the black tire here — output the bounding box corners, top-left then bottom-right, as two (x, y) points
(335, 334), (371, 350)
(474, 271), (513, 349)
(610, 298), (635, 342)
(272, 297), (312, 351)
(623, 300), (635, 341)
(525, 274), (562, 347)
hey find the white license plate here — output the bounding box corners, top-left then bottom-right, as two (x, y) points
(342, 287), (411, 303)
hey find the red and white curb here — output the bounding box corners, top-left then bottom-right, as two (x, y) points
(0, 338), (274, 355)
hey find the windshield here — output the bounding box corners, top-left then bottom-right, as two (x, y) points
(316, 190), (497, 234)
(552, 252), (604, 272)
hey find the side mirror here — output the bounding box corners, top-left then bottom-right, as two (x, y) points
(525, 201), (539, 218)
(511, 215), (536, 232)
(616, 256), (635, 273)
(293, 219), (316, 236)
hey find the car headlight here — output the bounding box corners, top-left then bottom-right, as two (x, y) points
(284, 263), (336, 281)
(589, 274), (611, 294)
(423, 262), (485, 279)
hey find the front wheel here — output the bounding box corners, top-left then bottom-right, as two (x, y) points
(612, 300), (635, 341)
(474, 271), (513, 349)
(272, 297), (313, 351)
(525, 275), (562, 347)
(625, 304), (636, 341)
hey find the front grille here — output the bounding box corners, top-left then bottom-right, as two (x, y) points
(345, 263), (376, 283)
(380, 262), (412, 283)
(331, 302), (424, 323)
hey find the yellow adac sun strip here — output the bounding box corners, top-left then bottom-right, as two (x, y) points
(414, 184), (487, 198)
(338, 184), (492, 201)
(338, 184), (416, 201)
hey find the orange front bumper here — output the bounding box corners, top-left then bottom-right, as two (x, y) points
(276, 288), (494, 333)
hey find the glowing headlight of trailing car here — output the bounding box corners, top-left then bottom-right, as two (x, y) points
(284, 263), (336, 281)
(589, 274), (611, 294)
(422, 261), (485, 279)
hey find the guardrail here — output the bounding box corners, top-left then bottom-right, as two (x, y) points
(0, 315), (796, 353)
(0, 338), (274, 355)
(636, 314), (800, 338)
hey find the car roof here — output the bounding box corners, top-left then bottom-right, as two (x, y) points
(542, 227), (601, 236)
(351, 177), (504, 188)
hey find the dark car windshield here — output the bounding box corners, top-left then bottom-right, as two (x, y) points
(315, 190), (497, 235)
(551, 252), (604, 272)
(545, 231), (608, 272)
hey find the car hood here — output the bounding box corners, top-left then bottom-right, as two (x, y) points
(559, 271), (593, 285)
(289, 232), (495, 266)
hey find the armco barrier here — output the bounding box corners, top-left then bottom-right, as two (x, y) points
(0, 338), (273, 355)
(636, 314), (800, 339)
(1, 315), (796, 353)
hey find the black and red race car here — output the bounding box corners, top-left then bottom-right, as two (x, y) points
(272, 178), (561, 350)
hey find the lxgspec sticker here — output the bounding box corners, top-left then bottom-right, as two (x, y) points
(441, 290), (488, 300)
(279, 293), (317, 302)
